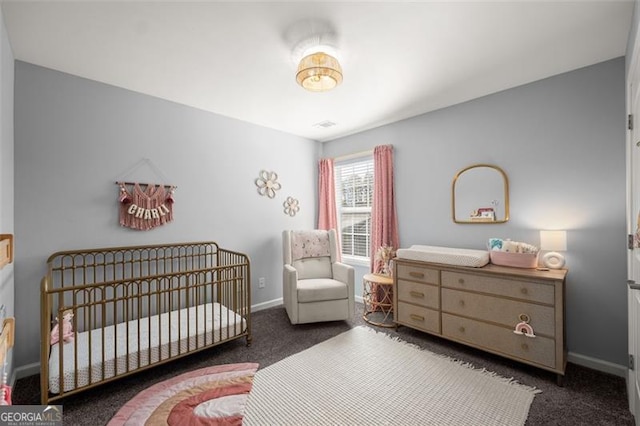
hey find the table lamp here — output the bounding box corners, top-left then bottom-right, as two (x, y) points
(540, 230), (567, 269)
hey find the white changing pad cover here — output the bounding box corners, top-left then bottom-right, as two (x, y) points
(396, 245), (489, 268)
(48, 302), (246, 394)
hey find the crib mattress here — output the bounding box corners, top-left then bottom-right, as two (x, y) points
(48, 302), (246, 394)
(396, 245), (489, 268)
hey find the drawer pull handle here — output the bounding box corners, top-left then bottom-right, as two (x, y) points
(520, 288), (529, 295)
(410, 291), (425, 298)
(519, 313), (531, 323)
(410, 272), (425, 279)
(458, 278), (465, 284)
(521, 343), (529, 351)
(459, 326), (465, 333)
(459, 300), (465, 307)
(410, 314), (425, 322)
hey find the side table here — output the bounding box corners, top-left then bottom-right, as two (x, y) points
(362, 273), (394, 327)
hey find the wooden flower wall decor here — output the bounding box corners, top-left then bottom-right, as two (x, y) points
(254, 169), (300, 217)
(283, 196), (300, 217)
(255, 170), (281, 199)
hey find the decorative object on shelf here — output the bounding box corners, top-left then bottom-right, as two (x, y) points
(283, 196), (300, 217)
(115, 158), (177, 231)
(539, 230), (567, 269)
(0, 235), (13, 271)
(0, 318), (14, 406)
(374, 245), (396, 276)
(513, 314), (536, 338)
(470, 207), (496, 222)
(255, 170), (281, 199)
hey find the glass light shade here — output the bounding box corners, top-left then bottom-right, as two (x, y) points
(539, 230), (567, 251)
(296, 52), (343, 92)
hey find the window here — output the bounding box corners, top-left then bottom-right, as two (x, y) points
(334, 156), (374, 262)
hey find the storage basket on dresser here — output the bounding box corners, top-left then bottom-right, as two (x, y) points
(393, 258), (567, 384)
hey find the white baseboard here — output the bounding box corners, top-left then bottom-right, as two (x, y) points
(251, 298), (283, 312)
(568, 351), (628, 378)
(12, 362), (40, 385)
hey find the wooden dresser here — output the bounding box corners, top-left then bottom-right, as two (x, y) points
(393, 258), (567, 382)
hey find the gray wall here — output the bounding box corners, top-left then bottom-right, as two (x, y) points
(0, 8), (14, 380)
(14, 61), (318, 366)
(323, 58), (628, 367)
(12, 56), (629, 370)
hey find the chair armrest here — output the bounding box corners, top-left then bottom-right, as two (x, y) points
(283, 264), (298, 300)
(333, 262), (354, 286)
(333, 262), (355, 317)
(284, 264), (297, 279)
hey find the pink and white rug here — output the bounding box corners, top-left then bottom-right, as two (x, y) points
(108, 363), (258, 426)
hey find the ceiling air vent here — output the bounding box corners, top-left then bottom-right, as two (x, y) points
(313, 120), (337, 128)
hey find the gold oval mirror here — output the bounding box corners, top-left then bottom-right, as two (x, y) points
(452, 164), (509, 224)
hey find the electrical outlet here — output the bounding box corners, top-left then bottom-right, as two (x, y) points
(258, 277), (265, 288)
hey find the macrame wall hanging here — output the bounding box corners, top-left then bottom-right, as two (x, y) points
(115, 159), (177, 231)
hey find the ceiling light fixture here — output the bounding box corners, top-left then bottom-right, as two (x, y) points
(296, 51), (343, 92)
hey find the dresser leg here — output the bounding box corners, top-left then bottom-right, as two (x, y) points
(556, 374), (564, 387)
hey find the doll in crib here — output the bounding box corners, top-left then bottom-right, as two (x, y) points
(50, 309), (74, 345)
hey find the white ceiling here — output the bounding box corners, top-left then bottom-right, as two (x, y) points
(1, 1), (634, 142)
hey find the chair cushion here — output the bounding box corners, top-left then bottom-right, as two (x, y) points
(297, 278), (348, 303)
(291, 230), (331, 261)
(293, 257), (332, 280)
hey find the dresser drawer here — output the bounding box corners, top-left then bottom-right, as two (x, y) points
(396, 264), (439, 285)
(397, 280), (439, 309)
(441, 271), (555, 305)
(441, 288), (555, 336)
(397, 302), (440, 334)
(442, 313), (556, 368)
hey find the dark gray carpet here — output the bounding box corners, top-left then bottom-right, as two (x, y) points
(13, 304), (633, 425)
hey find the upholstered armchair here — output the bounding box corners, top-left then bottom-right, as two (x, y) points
(282, 229), (355, 324)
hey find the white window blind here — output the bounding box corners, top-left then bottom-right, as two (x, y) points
(334, 156), (374, 260)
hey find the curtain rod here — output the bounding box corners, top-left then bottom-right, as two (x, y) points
(333, 149), (374, 162)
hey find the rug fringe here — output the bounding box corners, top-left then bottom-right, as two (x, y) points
(356, 326), (543, 394)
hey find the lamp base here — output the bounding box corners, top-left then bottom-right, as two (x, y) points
(542, 251), (565, 269)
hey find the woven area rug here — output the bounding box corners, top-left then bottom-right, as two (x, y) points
(244, 327), (540, 426)
(108, 363), (258, 425)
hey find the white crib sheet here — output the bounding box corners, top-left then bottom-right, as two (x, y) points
(396, 245), (489, 268)
(48, 302), (246, 394)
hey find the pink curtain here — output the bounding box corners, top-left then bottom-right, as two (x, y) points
(318, 158), (338, 230)
(371, 145), (399, 273)
(317, 158), (341, 260)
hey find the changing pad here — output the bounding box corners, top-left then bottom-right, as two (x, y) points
(396, 245), (489, 268)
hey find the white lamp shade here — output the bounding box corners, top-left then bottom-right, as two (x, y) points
(540, 230), (567, 251)
(540, 230), (567, 269)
